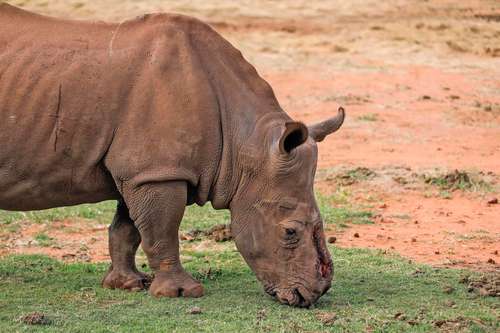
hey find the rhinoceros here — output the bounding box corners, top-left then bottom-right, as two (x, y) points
(0, 3), (345, 307)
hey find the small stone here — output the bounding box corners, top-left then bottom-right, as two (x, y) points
(187, 306), (202, 315)
(411, 237), (417, 242)
(327, 236), (337, 244)
(353, 233), (360, 238)
(421, 95), (431, 100)
(434, 250), (440, 255)
(486, 258), (496, 264)
(487, 197), (498, 205)
(394, 312), (406, 320)
(443, 286), (455, 294)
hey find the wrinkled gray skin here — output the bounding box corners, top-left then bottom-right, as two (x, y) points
(0, 4), (345, 307)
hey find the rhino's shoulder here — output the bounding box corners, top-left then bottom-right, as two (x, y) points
(126, 12), (218, 39)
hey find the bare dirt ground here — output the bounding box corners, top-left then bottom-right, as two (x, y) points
(2, 0), (500, 271)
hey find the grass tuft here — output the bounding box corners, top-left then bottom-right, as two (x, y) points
(423, 170), (493, 192)
(34, 233), (54, 247)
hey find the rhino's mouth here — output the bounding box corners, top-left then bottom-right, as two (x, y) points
(264, 284), (317, 308)
(276, 287), (316, 308)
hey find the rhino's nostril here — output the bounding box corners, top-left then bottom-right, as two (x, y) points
(264, 284), (276, 297)
(293, 288), (308, 307)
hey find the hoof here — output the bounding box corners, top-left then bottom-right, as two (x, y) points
(102, 268), (151, 291)
(149, 271), (204, 298)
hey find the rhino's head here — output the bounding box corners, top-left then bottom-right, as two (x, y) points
(230, 108), (345, 307)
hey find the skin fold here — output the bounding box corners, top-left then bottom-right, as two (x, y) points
(0, 3), (344, 307)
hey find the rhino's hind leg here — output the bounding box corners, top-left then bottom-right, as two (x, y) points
(102, 200), (151, 291)
(123, 180), (204, 298)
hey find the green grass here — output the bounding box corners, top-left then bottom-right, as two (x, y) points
(0, 202), (117, 225)
(0, 201), (230, 234)
(318, 194), (374, 227)
(0, 250), (497, 332)
(181, 205), (230, 231)
(34, 233), (54, 247)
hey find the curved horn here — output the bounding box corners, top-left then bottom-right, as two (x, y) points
(308, 107), (345, 142)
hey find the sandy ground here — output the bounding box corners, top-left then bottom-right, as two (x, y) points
(1, 0), (499, 271)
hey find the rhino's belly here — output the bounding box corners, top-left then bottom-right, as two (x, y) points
(0, 162), (119, 211)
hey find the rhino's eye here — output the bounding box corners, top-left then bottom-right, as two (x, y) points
(280, 222), (302, 249)
(281, 227), (300, 249)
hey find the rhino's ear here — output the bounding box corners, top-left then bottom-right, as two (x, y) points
(279, 122), (309, 154)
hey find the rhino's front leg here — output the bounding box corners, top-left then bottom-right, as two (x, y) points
(123, 180), (204, 298)
(102, 200), (151, 291)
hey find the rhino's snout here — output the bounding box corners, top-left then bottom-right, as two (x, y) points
(270, 224), (333, 308)
(274, 280), (330, 308)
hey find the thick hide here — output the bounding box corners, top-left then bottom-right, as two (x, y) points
(0, 4), (344, 307)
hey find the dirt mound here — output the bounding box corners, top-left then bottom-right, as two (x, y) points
(423, 170), (493, 192)
(18, 312), (51, 326)
(180, 224), (232, 243)
(460, 274), (500, 297)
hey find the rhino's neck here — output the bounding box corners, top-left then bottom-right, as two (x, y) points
(189, 22), (290, 209)
(209, 97), (288, 210)
(203, 70), (289, 210)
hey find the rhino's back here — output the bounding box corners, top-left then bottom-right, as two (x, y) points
(0, 5), (224, 210)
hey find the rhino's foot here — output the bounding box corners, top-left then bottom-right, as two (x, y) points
(102, 268), (152, 291)
(149, 270), (204, 298)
